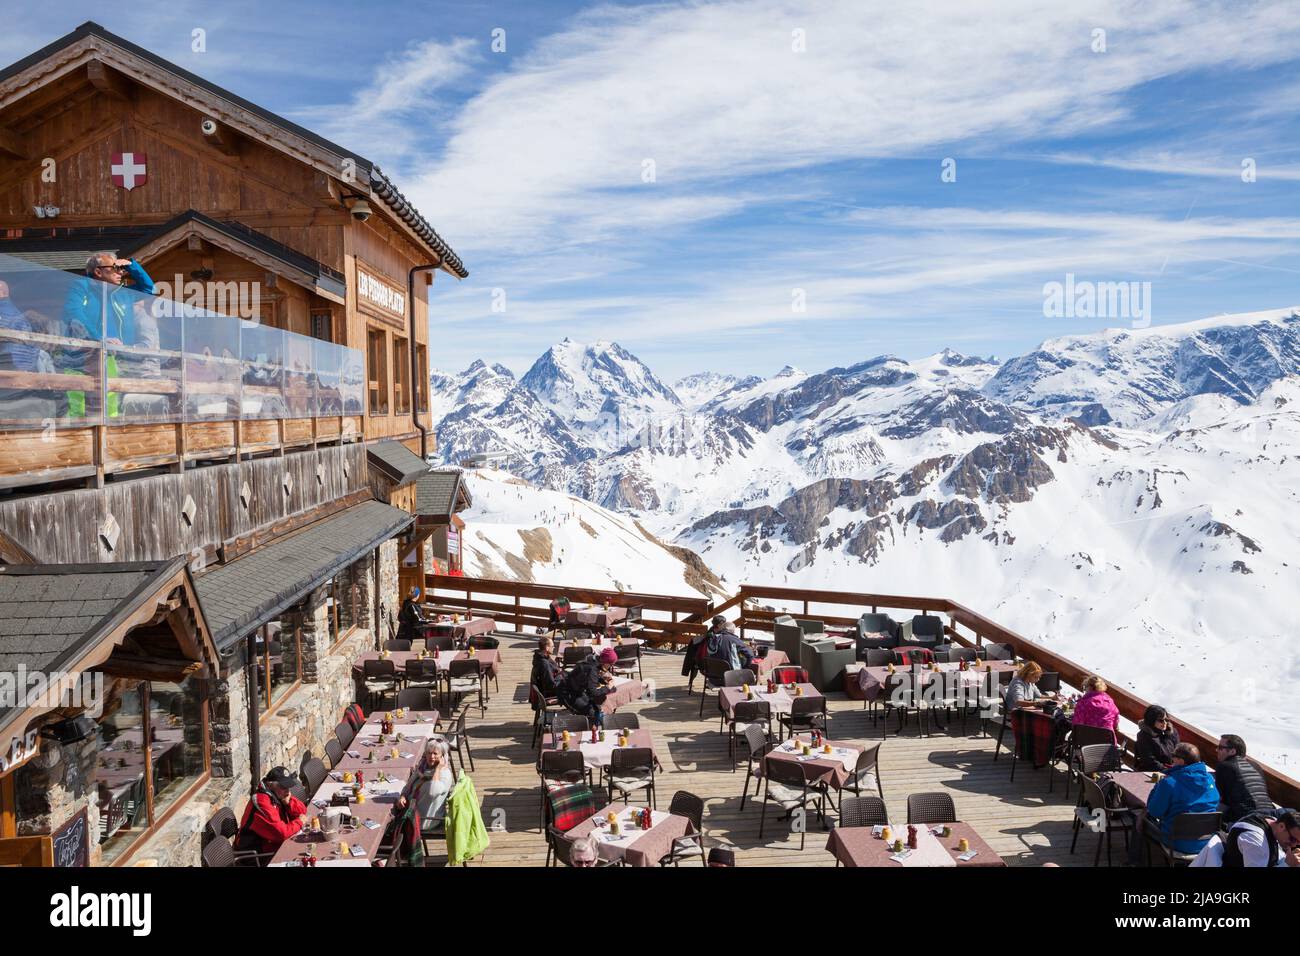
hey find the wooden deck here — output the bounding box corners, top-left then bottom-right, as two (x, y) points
(429, 630), (1084, 867)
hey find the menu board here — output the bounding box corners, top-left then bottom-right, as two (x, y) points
(52, 809), (90, 868)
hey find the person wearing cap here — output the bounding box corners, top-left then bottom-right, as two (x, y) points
(558, 646), (617, 727)
(234, 766), (308, 860)
(397, 586), (427, 644)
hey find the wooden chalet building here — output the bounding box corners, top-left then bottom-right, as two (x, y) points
(0, 23), (469, 865)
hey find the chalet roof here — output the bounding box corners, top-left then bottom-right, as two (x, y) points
(366, 440), (429, 489)
(0, 22), (467, 279)
(416, 470), (472, 521)
(193, 500), (412, 650)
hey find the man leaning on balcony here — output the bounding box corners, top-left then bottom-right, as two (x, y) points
(62, 252), (156, 419)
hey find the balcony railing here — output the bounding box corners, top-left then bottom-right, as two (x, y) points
(0, 253), (362, 430)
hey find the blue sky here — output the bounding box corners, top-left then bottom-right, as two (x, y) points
(6, 1), (1300, 382)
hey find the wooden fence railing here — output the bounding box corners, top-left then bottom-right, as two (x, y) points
(424, 573), (712, 646)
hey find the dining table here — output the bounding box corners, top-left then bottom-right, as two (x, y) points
(332, 731), (428, 773)
(566, 605), (627, 631)
(268, 773), (408, 866)
(855, 660), (1017, 702)
(418, 615), (496, 643)
(563, 802), (696, 867)
(761, 735), (865, 790)
(600, 676), (647, 713)
(826, 821), (1005, 867)
(541, 728), (660, 772)
(718, 682), (822, 719)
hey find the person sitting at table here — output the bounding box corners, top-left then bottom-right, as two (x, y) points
(681, 619), (714, 691)
(1142, 743), (1221, 859)
(397, 586), (427, 644)
(234, 766), (308, 861)
(569, 836), (600, 867)
(416, 739), (456, 829)
(1135, 704), (1180, 772)
(559, 646), (617, 728)
(1072, 675), (1120, 739)
(1214, 734), (1275, 825)
(532, 634), (564, 699)
(1191, 808), (1300, 868)
(704, 615), (756, 672)
(1003, 661), (1050, 710)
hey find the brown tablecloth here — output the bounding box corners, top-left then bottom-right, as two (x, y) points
(565, 802), (694, 867)
(826, 822), (1005, 867)
(420, 616), (496, 641)
(358, 710), (441, 737)
(856, 661), (1016, 702)
(762, 736), (863, 790)
(601, 677), (646, 714)
(541, 728), (658, 771)
(569, 606), (627, 630)
(718, 682), (822, 719)
(352, 648), (501, 679)
(268, 775), (406, 866)
(754, 650), (789, 675)
(1105, 770), (1159, 810)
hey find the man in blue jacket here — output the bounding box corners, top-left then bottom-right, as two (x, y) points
(1140, 742), (1220, 862)
(62, 252), (155, 419)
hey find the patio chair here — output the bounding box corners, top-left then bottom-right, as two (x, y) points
(842, 742), (884, 802)
(563, 645), (592, 669)
(1037, 671), (1062, 695)
(334, 721), (355, 750)
(839, 795), (888, 829)
(772, 616), (803, 661)
(324, 738), (343, 769)
(739, 724), (775, 812)
(539, 749), (590, 826)
(615, 605), (645, 637)
(604, 712), (640, 731)
(724, 668), (756, 686)
(361, 658), (399, 710)
(397, 687), (435, 711)
(612, 642), (642, 681)
(299, 756), (327, 795)
(979, 642), (1014, 660)
(799, 638), (856, 692)
(660, 790), (707, 866)
(446, 658), (486, 716)
(1065, 725), (1120, 798)
(855, 612), (900, 655)
(1145, 811), (1222, 867)
(728, 700), (772, 769)
(948, 646), (978, 662)
(552, 713), (591, 736)
(1070, 772), (1135, 866)
(864, 648), (893, 667)
(403, 658), (441, 697)
(907, 791), (957, 824)
(201, 830), (272, 868)
(441, 707), (475, 774)
(530, 682), (565, 749)
(758, 754), (827, 850)
(608, 746), (657, 808)
(548, 824), (616, 867)
(906, 614), (945, 648)
(384, 638), (412, 651)
(425, 633), (454, 652)
(699, 658), (729, 719)
(779, 695), (828, 738)
(707, 847), (736, 866)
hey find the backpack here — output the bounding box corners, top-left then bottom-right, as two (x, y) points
(1221, 813), (1280, 868)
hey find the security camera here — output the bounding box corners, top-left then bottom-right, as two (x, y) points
(350, 198), (372, 222)
(201, 118), (218, 136)
(44, 204), (60, 218)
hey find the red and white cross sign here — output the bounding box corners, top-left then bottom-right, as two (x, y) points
(110, 152), (148, 190)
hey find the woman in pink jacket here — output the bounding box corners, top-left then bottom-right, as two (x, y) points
(1072, 675), (1120, 739)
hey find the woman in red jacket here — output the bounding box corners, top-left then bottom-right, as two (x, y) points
(235, 766), (308, 860)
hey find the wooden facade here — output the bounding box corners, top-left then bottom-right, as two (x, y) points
(0, 23), (464, 489)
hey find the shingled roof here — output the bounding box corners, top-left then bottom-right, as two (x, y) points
(416, 470), (471, 521)
(366, 440), (429, 489)
(193, 500), (412, 650)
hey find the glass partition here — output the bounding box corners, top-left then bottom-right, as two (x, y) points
(0, 253), (363, 431)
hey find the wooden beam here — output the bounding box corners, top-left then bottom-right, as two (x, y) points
(0, 124), (27, 160)
(86, 61), (132, 102)
(97, 654), (202, 682)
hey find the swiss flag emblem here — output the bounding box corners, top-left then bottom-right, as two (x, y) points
(110, 152), (148, 190)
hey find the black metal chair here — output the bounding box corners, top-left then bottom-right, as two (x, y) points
(384, 638), (412, 651)
(728, 700), (772, 769)
(659, 790), (707, 866)
(324, 738), (344, 769)
(608, 746), (656, 808)
(699, 658), (729, 719)
(441, 707), (474, 774)
(397, 687), (435, 711)
(758, 755), (826, 849)
(906, 791), (957, 824)
(604, 712), (640, 731)
(446, 658), (486, 715)
(779, 695), (828, 738)
(361, 658), (399, 710)
(552, 713), (591, 736)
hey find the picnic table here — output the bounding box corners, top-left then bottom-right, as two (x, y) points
(564, 802), (695, 867)
(541, 728), (660, 772)
(826, 821), (1005, 867)
(718, 682), (822, 719)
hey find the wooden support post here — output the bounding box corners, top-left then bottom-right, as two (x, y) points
(514, 593), (522, 632)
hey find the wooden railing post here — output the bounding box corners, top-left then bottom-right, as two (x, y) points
(514, 593), (521, 632)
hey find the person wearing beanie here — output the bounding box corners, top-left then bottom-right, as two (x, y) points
(558, 644), (617, 727)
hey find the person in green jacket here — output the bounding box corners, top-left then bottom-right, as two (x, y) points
(62, 252), (156, 419)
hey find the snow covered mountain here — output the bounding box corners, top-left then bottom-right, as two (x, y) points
(433, 315), (1300, 768)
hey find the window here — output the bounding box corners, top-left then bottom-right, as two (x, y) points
(415, 345), (429, 413)
(393, 335), (410, 415)
(367, 328), (388, 415)
(256, 620), (302, 715)
(95, 674), (208, 864)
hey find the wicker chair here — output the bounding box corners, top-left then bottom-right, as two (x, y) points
(333, 721), (355, 750)
(906, 791), (957, 824)
(604, 712), (640, 731)
(758, 755), (826, 849)
(384, 638), (412, 651)
(299, 756), (328, 795)
(324, 738), (344, 769)
(839, 795), (889, 828)
(1145, 811), (1222, 867)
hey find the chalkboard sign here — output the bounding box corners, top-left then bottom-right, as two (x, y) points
(52, 809), (89, 868)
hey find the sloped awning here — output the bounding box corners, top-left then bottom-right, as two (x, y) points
(366, 440), (429, 490)
(0, 557), (217, 774)
(193, 500), (412, 651)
